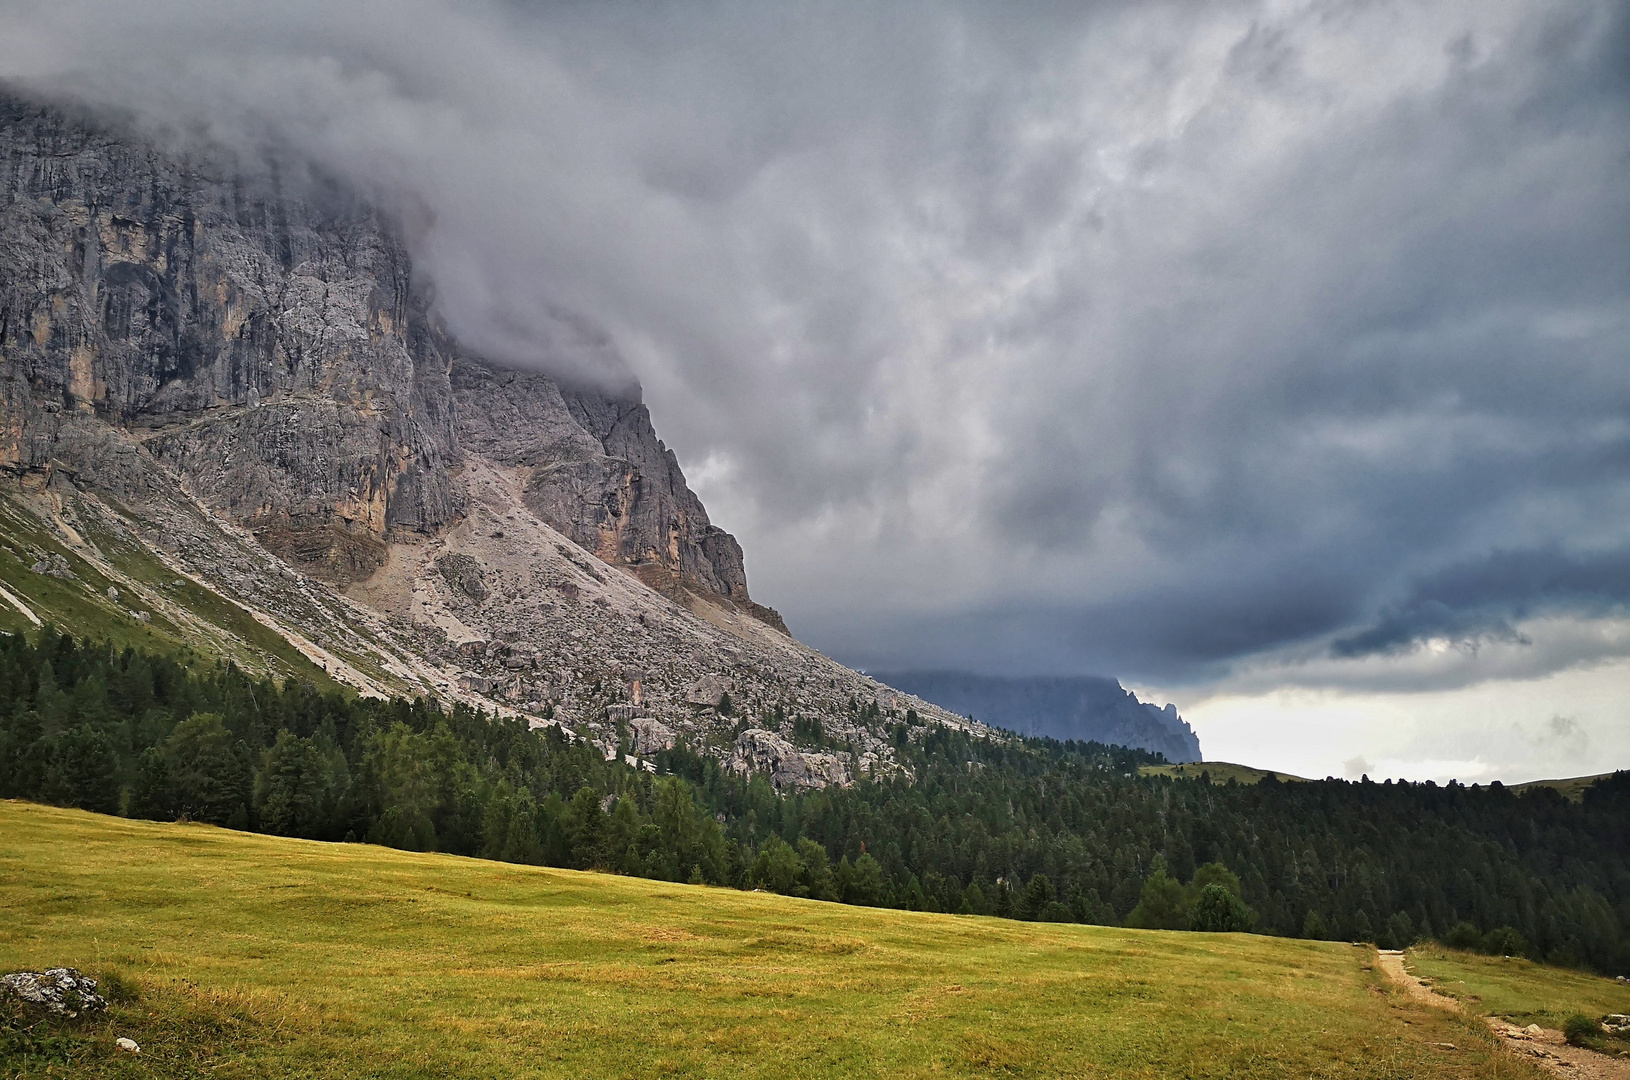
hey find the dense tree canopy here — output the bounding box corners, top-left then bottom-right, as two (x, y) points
(2, 629), (1626, 974)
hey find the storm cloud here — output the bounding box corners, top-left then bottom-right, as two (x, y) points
(3, 0), (1627, 699)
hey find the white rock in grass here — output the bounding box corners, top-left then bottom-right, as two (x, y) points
(0, 968), (108, 1018)
(115, 1037), (140, 1053)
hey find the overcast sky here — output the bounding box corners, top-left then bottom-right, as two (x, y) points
(4, 0), (1627, 783)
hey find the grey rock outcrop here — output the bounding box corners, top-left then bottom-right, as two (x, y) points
(729, 728), (852, 790)
(450, 359), (786, 630)
(1, 968), (107, 1018)
(0, 90), (779, 623)
(684, 674), (736, 707)
(0, 95), (458, 583)
(629, 716), (677, 757)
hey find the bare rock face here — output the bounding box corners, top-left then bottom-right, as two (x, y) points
(450, 359), (786, 628)
(0, 91), (781, 624)
(0, 96), (458, 583)
(435, 553), (488, 601)
(684, 674), (736, 707)
(629, 716), (677, 757)
(729, 728), (852, 790)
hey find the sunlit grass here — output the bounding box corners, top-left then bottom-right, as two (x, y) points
(1, 802), (1536, 1078)
(1408, 943), (1630, 1028)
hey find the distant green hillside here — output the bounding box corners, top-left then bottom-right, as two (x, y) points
(1142, 760), (1615, 803)
(1140, 760), (1310, 784)
(0, 802), (1527, 1079)
(1512, 773), (1616, 803)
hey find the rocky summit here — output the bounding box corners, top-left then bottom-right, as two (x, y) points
(0, 90), (978, 786)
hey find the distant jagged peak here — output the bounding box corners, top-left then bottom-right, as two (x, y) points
(868, 670), (1201, 764)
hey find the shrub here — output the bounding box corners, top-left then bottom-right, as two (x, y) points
(1191, 884), (1254, 933)
(1126, 868), (1187, 930)
(1442, 922), (1482, 950)
(1482, 926), (1529, 957)
(1302, 909), (1328, 940)
(1563, 1014), (1600, 1047)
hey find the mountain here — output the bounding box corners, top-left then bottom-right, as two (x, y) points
(0, 89), (977, 785)
(869, 671), (1201, 763)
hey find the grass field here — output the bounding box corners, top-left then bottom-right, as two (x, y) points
(0, 802), (1537, 1079)
(1408, 944), (1630, 1029)
(1138, 761), (1310, 785)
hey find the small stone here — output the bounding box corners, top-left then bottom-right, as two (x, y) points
(116, 1037), (140, 1053)
(107, 586), (119, 602)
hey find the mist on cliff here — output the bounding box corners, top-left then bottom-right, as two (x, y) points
(4, 0), (1630, 780)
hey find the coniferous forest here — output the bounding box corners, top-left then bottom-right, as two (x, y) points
(3, 629), (1626, 975)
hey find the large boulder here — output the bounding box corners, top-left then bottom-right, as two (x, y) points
(685, 675), (736, 708)
(629, 716), (677, 757)
(729, 728), (851, 790)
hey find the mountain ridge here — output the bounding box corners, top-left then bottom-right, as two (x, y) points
(0, 88), (974, 785)
(870, 670), (1201, 763)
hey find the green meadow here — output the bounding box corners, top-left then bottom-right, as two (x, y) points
(1408, 943), (1630, 1030)
(1, 801), (1538, 1079)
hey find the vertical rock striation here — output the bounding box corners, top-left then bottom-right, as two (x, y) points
(0, 90), (779, 624)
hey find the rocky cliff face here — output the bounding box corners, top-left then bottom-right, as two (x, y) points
(0, 89), (967, 790)
(0, 96), (456, 582)
(0, 91), (775, 625)
(449, 359), (786, 631)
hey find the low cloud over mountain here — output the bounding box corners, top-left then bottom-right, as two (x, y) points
(5, 0), (1626, 724)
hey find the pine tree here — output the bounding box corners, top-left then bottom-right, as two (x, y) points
(129, 746), (175, 820)
(260, 731), (331, 839)
(44, 726), (120, 815)
(1020, 873), (1056, 921)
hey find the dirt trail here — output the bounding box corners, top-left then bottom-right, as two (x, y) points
(1375, 949), (1630, 1079)
(1376, 950), (1458, 1011)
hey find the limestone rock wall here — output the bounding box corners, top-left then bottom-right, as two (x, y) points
(0, 91), (776, 620)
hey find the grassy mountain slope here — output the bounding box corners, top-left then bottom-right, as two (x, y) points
(0, 801), (1532, 1079)
(1139, 761), (1311, 784)
(1512, 774), (1618, 803)
(0, 491), (338, 690)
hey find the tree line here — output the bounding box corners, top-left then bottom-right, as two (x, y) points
(2, 628), (1626, 975)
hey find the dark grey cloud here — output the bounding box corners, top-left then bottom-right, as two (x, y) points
(1333, 545), (1630, 657)
(3, 0), (1628, 694)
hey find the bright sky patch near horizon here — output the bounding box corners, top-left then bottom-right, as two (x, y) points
(2, 0), (1626, 784)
